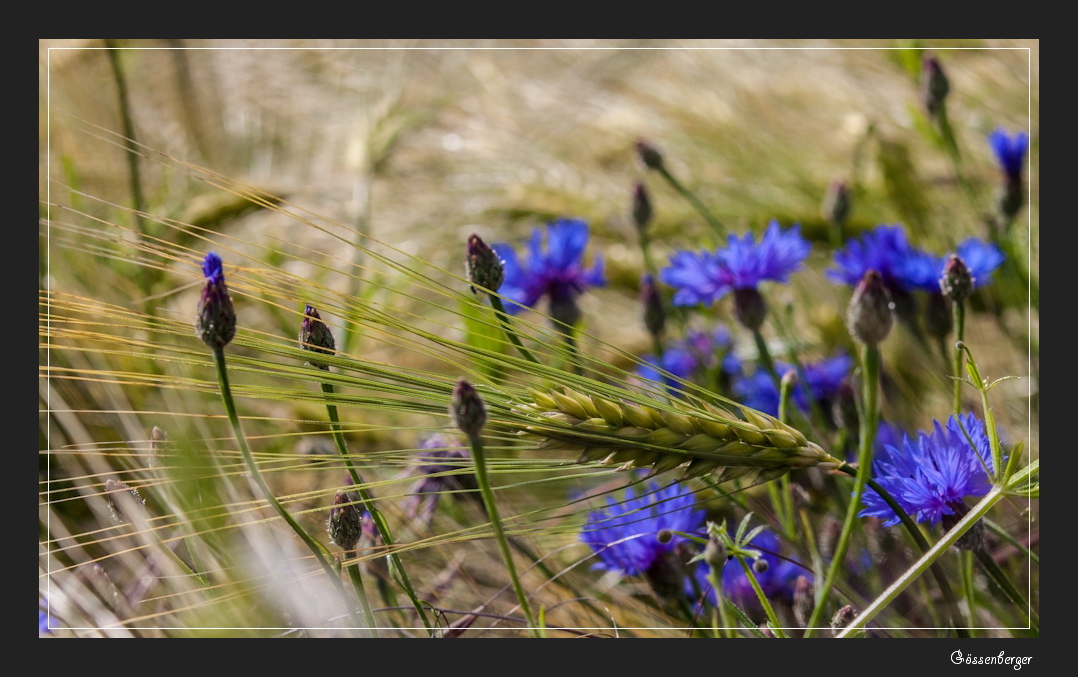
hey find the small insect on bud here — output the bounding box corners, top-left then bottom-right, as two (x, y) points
(635, 139), (665, 171)
(299, 304), (336, 370)
(105, 479), (145, 524)
(846, 270), (895, 346)
(939, 254), (974, 303)
(733, 287), (768, 332)
(921, 55), (950, 119)
(196, 252), (237, 349)
(632, 182), (653, 232)
(466, 233), (505, 295)
(451, 378), (487, 439)
(327, 491), (362, 552)
(640, 274), (666, 338)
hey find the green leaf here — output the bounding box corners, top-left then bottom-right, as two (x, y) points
(460, 296), (508, 380)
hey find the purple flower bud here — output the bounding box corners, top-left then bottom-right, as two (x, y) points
(846, 270), (895, 346)
(640, 274), (666, 338)
(196, 252), (236, 349)
(299, 304), (336, 370)
(922, 55), (950, 119)
(821, 180), (851, 226)
(451, 378), (487, 438)
(327, 491), (362, 551)
(733, 287), (768, 332)
(466, 233), (504, 294)
(635, 139), (665, 171)
(940, 254), (974, 302)
(632, 182), (653, 232)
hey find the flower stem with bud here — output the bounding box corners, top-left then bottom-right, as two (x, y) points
(452, 379), (539, 636)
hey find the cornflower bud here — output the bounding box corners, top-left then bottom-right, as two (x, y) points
(733, 287), (768, 332)
(466, 233), (504, 295)
(821, 180), (851, 226)
(327, 491), (362, 552)
(939, 254), (974, 303)
(451, 378), (487, 439)
(921, 55), (950, 119)
(299, 304), (336, 370)
(196, 252), (237, 349)
(632, 182), (653, 232)
(635, 139), (665, 171)
(846, 270), (895, 346)
(640, 274), (666, 338)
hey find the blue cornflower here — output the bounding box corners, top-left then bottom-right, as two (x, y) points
(661, 220), (811, 308)
(581, 481), (704, 578)
(726, 352), (853, 417)
(491, 218), (605, 327)
(39, 602), (58, 635)
(988, 128), (1028, 183)
(860, 413), (997, 527)
(196, 252), (237, 349)
(828, 224), (930, 294)
(636, 326), (731, 387)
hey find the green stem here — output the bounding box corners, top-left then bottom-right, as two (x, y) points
(706, 567), (733, 638)
(489, 295), (540, 365)
(973, 545), (1038, 632)
(319, 380), (433, 634)
(952, 299), (966, 414)
(737, 556), (789, 637)
(104, 41), (147, 238)
(655, 165), (726, 239)
(345, 556), (379, 637)
(835, 485), (1009, 636)
(751, 328), (781, 390)
(210, 348), (363, 631)
(465, 431), (538, 636)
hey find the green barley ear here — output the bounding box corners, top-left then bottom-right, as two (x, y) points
(513, 385), (840, 484)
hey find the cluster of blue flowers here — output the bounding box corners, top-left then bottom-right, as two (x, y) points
(580, 481), (806, 607)
(828, 224), (1004, 296)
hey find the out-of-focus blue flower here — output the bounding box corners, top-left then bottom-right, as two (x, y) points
(989, 128), (1028, 182)
(39, 603), (57, 635)
(828, 224), (929, 293)
(900, 238), (1005, 293)
(860, 413), (997, 527)
(581, 481), (704, 577)
(689, 529), (808, 606)
(661, 220), (810, 307)
(490, 219), (604, 324)
(636, 326), (731, 387)
(725, 352), (853, 417)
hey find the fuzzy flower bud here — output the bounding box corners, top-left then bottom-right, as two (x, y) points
(299, 304), (336, 370)
(922, 55), (950, 119)
(640, 274), (666, 338)
(846, 270), (895, 346)
(196, 252), (236, 349)
(830, 605), (856, 637)
(821, 180), (851, 226)
(451, 378), (487, 438)
(327, 491), (362, 551)
(632, 182), (653, 232)
(635, 139), (665, 171)
(939, 254), (974, 303)
(466, 233), (504, 295)
(733, 287), (768, 332)
(703, 534), (728, 569)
